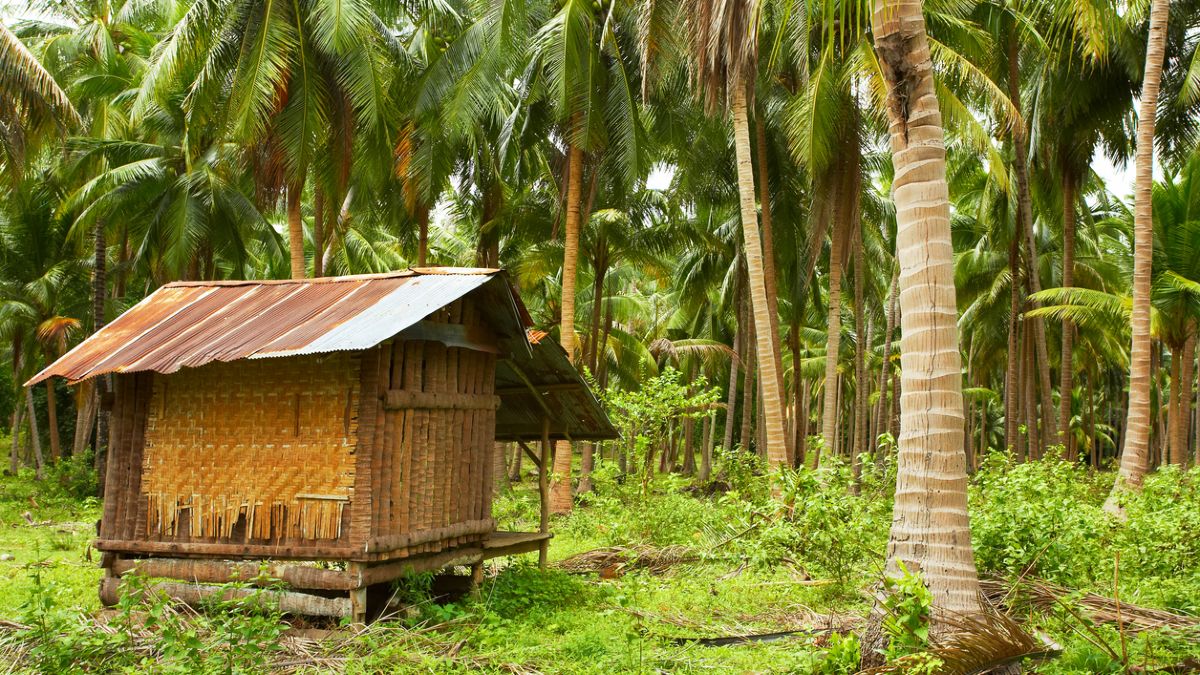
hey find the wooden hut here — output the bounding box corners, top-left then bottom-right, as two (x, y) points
(29, 268), (616, 622)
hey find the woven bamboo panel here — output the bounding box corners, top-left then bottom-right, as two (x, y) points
(139, 353), (360, 543)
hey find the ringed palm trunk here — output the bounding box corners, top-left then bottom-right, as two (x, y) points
(1177, 333), (1196, 465)
(756, 116), (790, 462)
(871, 0), (982, 626)
(1167, 345), (1183, 465)
(561, 137), (584, 362)
(1059, 174), (1077, 444)
(874, 267), (899, 464)
(1105, 0), (1170, 513)
(287, 179), (306, 279)
(820, 219), (845, 468)
(1007, 33), (1056, 450)
(730, 82), (789, 473)
(552, 124), (585, 515)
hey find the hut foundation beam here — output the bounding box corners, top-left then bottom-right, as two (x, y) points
(99, 577), (352, 618)
(110, 557), (363, 591)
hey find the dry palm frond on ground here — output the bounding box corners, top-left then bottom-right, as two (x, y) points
(555, 544), (699, 576)
(983, 577), (1200, 637)
(0, 609), (542, 674)
(859, 608), (1061, 675)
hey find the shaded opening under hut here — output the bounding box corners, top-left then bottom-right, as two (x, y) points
(29, 268), (617, 623)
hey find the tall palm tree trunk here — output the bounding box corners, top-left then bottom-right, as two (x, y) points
(723, 312), (741, 453)
(820, 215), (845, 465)
(874, 267), (899, 459)
(25, 387), (44, 480)
(851, 237), (868, 493)
(1005, 235), (1022, 453)
(9, 405), (21, 474)
(561, 139), (584, 362)
(1181, 333), (1196, 465)
(1168, 346), (1183, 465)
(756, 116), (790, 462)
(45, 380), (59, 462)
(730, 83), (789, 472)
(1007, 33), (1056, 450)
(287, 179), (306, 279)
(1059, 174), (1077, 443)
(871, 0), (982, 629)
(1105, 0), (1170, 513)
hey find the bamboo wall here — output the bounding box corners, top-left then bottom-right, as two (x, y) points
(359, 297), (500, 557)
(139, 353), (360, 543)
(99, 298), (501, 561)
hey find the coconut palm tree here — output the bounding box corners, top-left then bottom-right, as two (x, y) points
(868, 0), (982, 642)
(0, 22), (78, 173)
(136, 0), (394, 279)
(1105, 0), (1172, 514)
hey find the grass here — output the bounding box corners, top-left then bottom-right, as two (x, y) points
(1, 452), (1198, 673)
(0, 469), (103, 618)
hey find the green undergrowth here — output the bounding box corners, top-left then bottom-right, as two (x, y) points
(1, 449), (1198, 673)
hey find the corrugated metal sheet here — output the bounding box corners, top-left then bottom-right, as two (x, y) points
(30, 267), (617, 442)
(28, 269), (512, 385)
(495, 331), (619, 442)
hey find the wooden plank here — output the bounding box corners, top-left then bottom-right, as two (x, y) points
(111, 557), (362, 591)
(95, 538), (359, 561)
(100, 577), (350, 618)
(365, 518), (495, 554)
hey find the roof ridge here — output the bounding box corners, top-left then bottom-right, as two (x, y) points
(163, 267), (501, 288)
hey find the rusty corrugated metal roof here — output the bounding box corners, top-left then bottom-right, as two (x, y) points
(28, 268), (521, 385)
(495, 330), (619, 441)
(31, 267), (618, 442)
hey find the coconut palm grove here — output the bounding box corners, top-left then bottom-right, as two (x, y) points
(1, 0), (1200, 672)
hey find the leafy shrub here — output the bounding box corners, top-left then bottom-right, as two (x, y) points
(969, 451), (1109, 586)
(727, 462), (888, 585)
(482, 564), (592, 618)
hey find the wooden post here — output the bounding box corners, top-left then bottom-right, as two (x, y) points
(348, 562), (368, 624)
(470, 561), (484, 599)
(538, 417), (550, 570)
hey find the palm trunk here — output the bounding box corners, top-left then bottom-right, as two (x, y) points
(25, 387), (44, 480)
(874, 267), (899, 457)
(756, 115), (790, 462)
(1059, 174), (1077, 443)
(313, 186), (325, 277)
(740, 317), (756, 452)
(509, 443), (523, 482)
(700, 412), (714, 482)
(92, 220), (108, 483)
(871, 0), (982, 632)
(561, 133), (584, 363)
(1005, 236), (1021, 454)
(1007, 32), (1056, 450)
(730, 83), (789, 473)
(550, 439), (572, 514)
(820, 213), (845, 465)
(1025, 324), (1038, 461)
(45, 380), (60, 462)
(723, 315), (741, 454)
(1106, 0), (1170, 512)
(1173, 334), (1195, 465)
(416, 207), (430, 267)
(9, 404), (20, 474)
(72, 380), (96, 458)
(1167, 345), (1183, 464)
(287, 179), (306, 279)
(851, 237), (868, 493)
